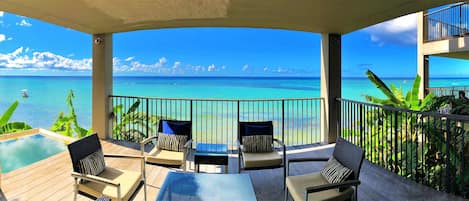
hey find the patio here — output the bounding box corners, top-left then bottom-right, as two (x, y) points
(1, 140), (465, 201)
(0, 0), (466, 200)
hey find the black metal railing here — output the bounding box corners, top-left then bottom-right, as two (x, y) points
(424, 2), (469, 42)
(427, 86), (469, 97)
(338, 98), (469, 198)
(110, 95), (323, 149)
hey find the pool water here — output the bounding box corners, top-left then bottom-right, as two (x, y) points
(0, 134), (67, 173)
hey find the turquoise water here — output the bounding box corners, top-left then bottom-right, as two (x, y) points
(0, 76), (469, 129)
(0, 134), (67, 173)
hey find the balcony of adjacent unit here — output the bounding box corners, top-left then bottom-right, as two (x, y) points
(421, 2), (469, 59)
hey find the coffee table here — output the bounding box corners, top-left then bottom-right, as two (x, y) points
(194, 143), (228, 173)
(156, 171), (257, 201)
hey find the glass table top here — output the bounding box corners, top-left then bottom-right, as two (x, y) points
(195, 143), (228, 156)
(156, 171), (257, 201)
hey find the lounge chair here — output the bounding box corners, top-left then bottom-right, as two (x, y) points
(67, 134), (146, 201)
(140, 120), (192, 171)
(285, 137), (364, 201)
(238, 121), (286, 186)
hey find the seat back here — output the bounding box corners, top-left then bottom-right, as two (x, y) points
(332, 137), (365, 180)
(238, 121), (273, 145)
(158, 120), (192, 140)
(67, 133), (102, 173)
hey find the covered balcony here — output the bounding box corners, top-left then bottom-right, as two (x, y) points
(1, 0), (468, 201)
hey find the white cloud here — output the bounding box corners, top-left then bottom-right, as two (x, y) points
(0, 34), (5, 42)
(365, 13), (417, 46)
(7, 37), (12, 41)
(0, 47), (91, 70)
(0, 12), (4, 17)
(0, 47), (304, 75)
(172, 61), (181, 69)
(124, 56), (134, 62)
(157, 57), (167, 67)
(242, 64), (249, 71)
(207, 64), (216, 72)
(16, 19), (32, 27)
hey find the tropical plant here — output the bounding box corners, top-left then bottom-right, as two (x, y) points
(0, 101), (32, 134)
(423, 95), (469, 115)
(342, 70), (469, 195)
(364, 70), (434, 110)
(51, 90), (92, 137)
(112, 99), (161, 142)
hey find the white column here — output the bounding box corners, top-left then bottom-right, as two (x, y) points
(417, 11), (429, 99)
(92, 34), (113, 139)
(320, 33), (341, 144)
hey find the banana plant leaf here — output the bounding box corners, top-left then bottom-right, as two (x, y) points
(0, 122), (32, 134)
(366, 70), (401, 105)
(0, 101), (19, 127)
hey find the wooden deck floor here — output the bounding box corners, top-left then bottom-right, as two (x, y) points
(1, 140), (467, 201)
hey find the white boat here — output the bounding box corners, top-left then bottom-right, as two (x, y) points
(21, 89), (29, 98)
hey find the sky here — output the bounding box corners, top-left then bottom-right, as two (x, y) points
(0, 10), (468, 78)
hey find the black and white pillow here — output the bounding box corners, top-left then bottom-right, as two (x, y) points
(242, 135), (273, 153)
(157, 132), (188, 152)
(79, 149), (106, 183)
(320, 157), (353, 184)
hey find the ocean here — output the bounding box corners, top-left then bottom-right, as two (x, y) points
(1, 76), (468, 129)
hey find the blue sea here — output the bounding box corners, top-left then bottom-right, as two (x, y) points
(0, 76), (468, 129)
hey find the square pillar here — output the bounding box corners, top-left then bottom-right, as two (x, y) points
(417, 11), (429, 99)
(92, 34), (113, 139)
(320, 33), (341, 144)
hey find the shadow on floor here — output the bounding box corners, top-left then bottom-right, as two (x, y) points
(0, 189), (7, 201)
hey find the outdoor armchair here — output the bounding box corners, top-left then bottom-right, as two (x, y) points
(285, 137), (364, 201)
(140, 120), (192, 171)
(238, 121), (286, 186)
(67, 134), (146, 201)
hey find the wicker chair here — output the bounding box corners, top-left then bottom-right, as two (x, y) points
(68, 134), (146, 201)
(140, 120), (192, 171)
(285, 137), (364, 201)
(238, 121), (286, 186)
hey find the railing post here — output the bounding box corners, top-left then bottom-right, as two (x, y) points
(337, 99), (341, 139)
(460, 5), (463, 36)
(394, 110), (399, 174)
(190, 100), (193, 122)
(146, 98), (149, 138)
(282, 99), (285, 145)
(359, 104), (364, 148)
(445, 118), (451, 193)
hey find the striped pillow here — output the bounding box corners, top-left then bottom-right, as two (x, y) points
(157, 132), (188, 152)
(78, 149), (106, 183)
(242, 135), (273, 153)
(320, 157), (353, 184)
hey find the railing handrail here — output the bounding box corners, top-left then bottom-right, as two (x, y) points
(424, 2), (467, 17)
(110, 94), (324, 102)
(427, 86), (469, 90)
(337, 98), (469, 121)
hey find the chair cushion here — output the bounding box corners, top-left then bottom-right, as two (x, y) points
(242, 151), (282, 168)
(161, 120), (191, 135)
(145, 148), (184, 166)
(79, 149), (106, 183)
(242, 135), (273, 153)
(244, 124), (273, 136)
(286, 172), (354, 201)
(320, 157), (353, 184)
(156, 132), (187, 152)
(78, 167), (142, 201)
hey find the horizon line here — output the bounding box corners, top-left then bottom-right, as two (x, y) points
(1, 75), (469, 79)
